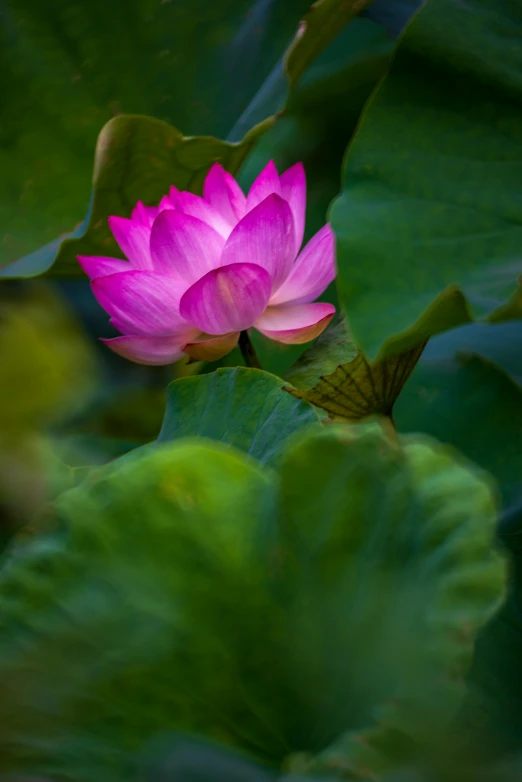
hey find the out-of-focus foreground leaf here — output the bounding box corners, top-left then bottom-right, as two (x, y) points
(331, 0), (522, 361)
(0, 283), (96, 533)
(394, 321), (522, 762)
(0, 421), (503, 779)
(0, 284), (95, 432)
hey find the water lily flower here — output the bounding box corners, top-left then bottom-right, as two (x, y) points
(78, 160), (336, 365)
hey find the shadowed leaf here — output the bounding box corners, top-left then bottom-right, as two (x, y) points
(284, 0), (374, 86)
(331, 0), (522, 360)
(395, 323), (522, 511)
(286, 340), (426, 420)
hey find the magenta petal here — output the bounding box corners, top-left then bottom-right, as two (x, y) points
(221, 194), (295, 293)
(204, 163), (246, 224)
(150, 210), (225, 281)
(246, 160), (281, 213)
(158, 194), (178, 212)
(92, 270), (188, 336)
(108, 216), (152, 269)
(131, 201), (159, 228)
(177, 192), (233, 238)
(270, 224), (336, 306)
(101, 334), (194, 365)
(77, 255), (130, 279)
(179, 262), (271, 335)
(255, 302), (335, 344)
(280, 162), (306, 254)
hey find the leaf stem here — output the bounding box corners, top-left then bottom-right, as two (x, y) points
(239, 330), (262, 369)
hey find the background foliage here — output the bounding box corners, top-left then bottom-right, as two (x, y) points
(1, 0), (521, 779)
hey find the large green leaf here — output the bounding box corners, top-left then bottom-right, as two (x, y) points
(330, 0), (522, 360)
(394, 322), (522, 511)
(0, 0), (374, 278)
(457, 549), (522, 763)
(0, 0), (307, 270)
(363, 0), (421, 37)
(157, 367), (319, 466)
(139, 734), (276, 782)
(0, 422), (503, 779)
(392, 321), (522, 762)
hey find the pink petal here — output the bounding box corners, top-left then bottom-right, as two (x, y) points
(269, 224), (336, 306)
(255, 302), (335, 344)
(177, 192), (233, 239)
(221, 194), (295, 293)
(91, 270), (188, 336)
(150, 211), (225, 282)
(280, 162), (306, 255)
(184, 332), (240, 362)
(159, 193), (178, 212)
(100, 334), (194, 366)
(169, 185), (181, 202)
(77, 255), (130, 279)
(204, 163), (246, 224)
(108, 216), (152, 269)
(131, 201), (159, 228)
(179, 262), (271, 335)
(246, 160), (281, 213)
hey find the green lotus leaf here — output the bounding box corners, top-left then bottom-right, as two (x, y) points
(0, 422), (504, 779)
(158, 367), (319, 467)
(331, 0), (522, 360)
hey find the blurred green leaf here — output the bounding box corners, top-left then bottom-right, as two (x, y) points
(75, 386), (167, 445)
(0, 0), (374, 278)
(0, 283), (96, 432)
(0, 422), (504, 779)
(277, 423), (503, 775)
(456, 470), (522, 763)
(0, 0), (309, 270)
(371, 755), (522, 782)
(456, 550), (522, 763)
(392, 321), (522, 763)
(158, 367), (319, 466)
(0, 283), (97, 541)
(363, 0), (422, 38)
(394, 324), (522, 512)
(284, 0), (376, 87)
(140, 734), (276, 782)
(331, 0), (522, 361)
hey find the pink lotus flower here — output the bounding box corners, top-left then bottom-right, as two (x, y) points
(78, 160), (336, 365)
